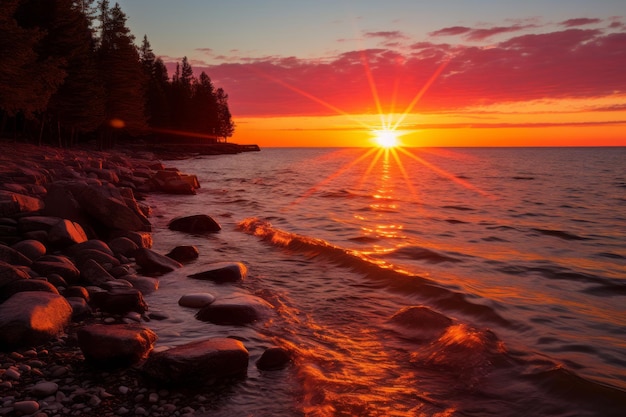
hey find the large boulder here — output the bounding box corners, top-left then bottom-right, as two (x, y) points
(79, 258), (115, 286)
(256, 347), (291, 371)
(0, 261), (30, 289)
(178, 293), (216, 308)
(168, 214), (221, 234)
(188, 262), (247, 283)
(142, 338), (249, 384)
(0, 279), (59, 303)
(151, 171), (199, 195)
(77, 324), (157, 367)
(0, 190), (44, 217)
(0, 292), (72, 349)
(47, 219), (88, 247)
(195, 294), (272, 325)
(134, 248), (182, 274)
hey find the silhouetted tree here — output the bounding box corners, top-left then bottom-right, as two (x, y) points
(140, 36), (170, 129)
(0, 0), (65, 137)
(190, 71), (218, 134)
(97, 0), (146, 145)
(215, 87), (235, 140)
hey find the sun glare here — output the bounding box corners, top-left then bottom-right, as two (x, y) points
(373, 129), (399, 148)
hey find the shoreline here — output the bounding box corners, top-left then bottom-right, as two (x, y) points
(0, 140), (264, 416)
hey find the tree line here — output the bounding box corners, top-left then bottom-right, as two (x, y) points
(0, 0), (234, 147)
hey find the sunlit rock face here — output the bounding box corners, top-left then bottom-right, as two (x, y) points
(188, 262), (247, 283)
(0, 291), (72, 349)
(142, 338), (249, 385)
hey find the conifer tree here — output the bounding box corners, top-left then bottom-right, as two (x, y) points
(215, 87), (235, 140)
(97, 0), (147, 142)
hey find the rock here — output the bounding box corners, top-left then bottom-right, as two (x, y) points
(78, 324), (157, 367)
(66, 239), (114, 257)
(109, 230), (153, 249)
(166, 245), (199, 263)
(0, 190), (44, 216)
(178, 293), (216, 308)
(121, 275), (159, 294)
(70, 183), (152, 232)
(72, 248), (121, 270)
(0, 260), (30, 289)
(142, 338), (248, 384)
(388, 306), (453, 340)
(168, 215), (221, 234)
(13, 400), (40, 415)
(18, 215), (60, 233)
(31, 255), (80, 284)
(79, 258), (115, 286)
(256, 347), (291, 371)
(11, 239), (46, 261)
(91, 287), (148, 314)
(151, 171), (199, 195)
(134, 248), (182, 274)
(0, 279), (59, 303)
(42, 182), (85, 225)
(66, 296), (92, 320)
(108, 237), (139, 257)
(31, 381), (59, 397)
(0, 243), (33, 266)
(195, 294), (272, 325)
(188, 262), (247, 283)
(47, 219), (88, 246)
(64, 285), (90, 301)
(0, 291), (72, 349)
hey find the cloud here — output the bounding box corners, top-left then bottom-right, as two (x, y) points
(560, 18), (602, 27)
(186, 26), (626, 117)
(195, 48), (214, 55)
(430, 23), (533, 41)
(364, 31), (407, 40)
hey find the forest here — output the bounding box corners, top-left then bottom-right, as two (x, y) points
(0, 0), (235, 147)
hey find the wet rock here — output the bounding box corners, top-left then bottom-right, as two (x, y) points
(78, 324), (157, 367)
(168, 214), (221, 234)
(256, 347), (291, 371)
(178, 293), (216, 308)
(142, 338), (249, 384)
(91, 287), (148, 314)
(67, 296), (92, 320)
(134, 248), (182, 274)
(195, 294), (272, 325)
(151, 171), (199, 195)
(79, 258), (115, 286)
(72, 248), (120, 270)
(0, 243), (33, 266)
(66, 239), (114, 257)
(109, 230), (153, 249)
(188, 262), (247, 283)
(0, 291), (72, 348)
(11, 239), (46, 261)
(388, 306), (453, 341)
(121, 274), (159, 294)
(166, 245), (199, 263)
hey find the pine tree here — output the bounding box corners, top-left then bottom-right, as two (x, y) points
(191, 71), (218, 136)
(97, 1), (147, 142)
(215, 87), (234, 140)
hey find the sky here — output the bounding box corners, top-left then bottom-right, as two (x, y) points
(117, 0), (626, 147)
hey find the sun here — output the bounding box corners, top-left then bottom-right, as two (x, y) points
(373, 129), (400, 148)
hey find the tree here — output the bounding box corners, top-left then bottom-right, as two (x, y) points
(140, 36), (170, 128)
(215, 87), (235, 140)
(97, 1), (147, 142)
(0, 0), (65, 136)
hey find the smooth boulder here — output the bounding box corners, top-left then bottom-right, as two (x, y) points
(91, 287), (148, 314)
(78, 324), (157, 367)
(188, 262), (247, 283)
(0, 291), (72, 348)
(256, 347), (291, 371)
(168, 214), (221, 234)
(178, 293), (216, 308)
(143, 338), (248, 384)
(166, 245), (199, 263)
(195, 294), (272, 325)
(134, 248), (182, 274)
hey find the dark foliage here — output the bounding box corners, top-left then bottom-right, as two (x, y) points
(0, 0), (235, 146)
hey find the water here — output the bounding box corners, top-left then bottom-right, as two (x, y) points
(143, 147), (626, 416)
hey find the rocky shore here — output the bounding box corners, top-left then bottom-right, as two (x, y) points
(0, 141), (287, 417)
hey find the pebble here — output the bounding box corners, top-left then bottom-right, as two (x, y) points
(148, 392), (158, 403)
(31, 381), (59, 397)
(119, 385), (130, 395)
(118, 406), (130, 414)
(13, 400), (40, 414)
(4, 367), (20, 380)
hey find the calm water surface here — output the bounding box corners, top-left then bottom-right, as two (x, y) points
(144, 147), (626, 416)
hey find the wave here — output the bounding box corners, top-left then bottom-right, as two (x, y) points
(531, 227), (590, 241)
(375, 245), (462, 264)
(237, 217), (511, 327)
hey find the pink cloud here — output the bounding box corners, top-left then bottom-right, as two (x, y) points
(186, 26), (626, 117)
(429, 26), (472, 37)
(364, 31), (407, 40)
(560, 18), (602, 27)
